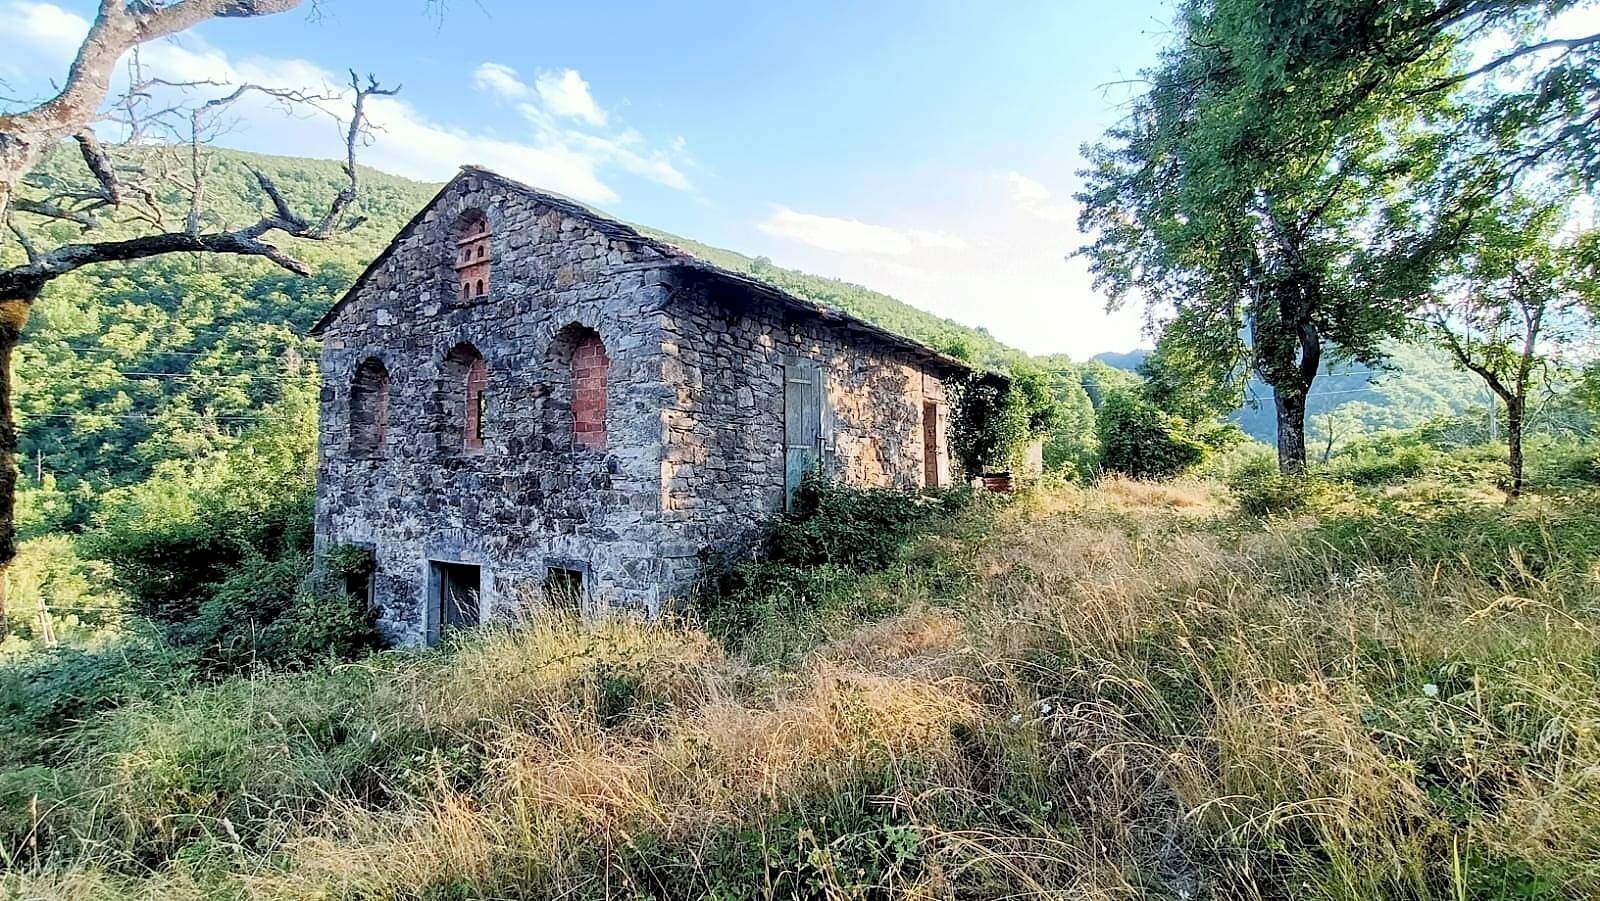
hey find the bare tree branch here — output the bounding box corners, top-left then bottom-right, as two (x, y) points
(8, 196), (97, 229)
(310, 70), (400, 238)
(0, 0), (307, 220)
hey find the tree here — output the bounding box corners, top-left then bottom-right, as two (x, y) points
(1095, 390), (1206, 481)
(0, 0), (396, 637)
(1076, 0), (1600, 474)
(1419, 196), (1598, 498)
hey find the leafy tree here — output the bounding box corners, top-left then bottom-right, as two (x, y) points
(1095, 390), (1206, 481)
(1076, 0), (1469, 474)
(1138, 338), (1242, 426)
(1419, 196), (1598, 497)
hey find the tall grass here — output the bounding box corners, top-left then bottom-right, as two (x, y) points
(4, 473), (1598, 898)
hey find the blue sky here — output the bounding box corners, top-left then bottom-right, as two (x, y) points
(1, 1), (1177, 357)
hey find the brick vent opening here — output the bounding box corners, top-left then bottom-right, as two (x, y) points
(453, 209), (491, 302)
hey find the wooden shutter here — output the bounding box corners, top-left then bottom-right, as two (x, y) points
(783, 361), (824, 508)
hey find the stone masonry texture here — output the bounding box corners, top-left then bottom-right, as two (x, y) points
(313, 168), (966, 646)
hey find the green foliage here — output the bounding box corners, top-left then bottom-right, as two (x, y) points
(322, 542), (375, 581)
(1095, 390), (1206, 480)
(0, 535), (121, 654)
(947, 372), (1050, 476)
(1228, 460), (1326, 517)
(695, 474), (975, 662)
(74, 384), (376, 672)
(764, 474), (958, 571)
(0, 632), (194, 768)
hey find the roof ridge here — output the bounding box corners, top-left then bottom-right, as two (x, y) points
(310, 165), (984, 375)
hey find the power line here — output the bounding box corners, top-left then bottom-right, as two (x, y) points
(23, 412), (296, 423)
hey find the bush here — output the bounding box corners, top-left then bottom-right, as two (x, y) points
(0, 633), (195, 767)
(763, 473), (958, 570)
(174, 552), (379, 674)
(1229, 460), (1326, 516)
(694, 475), (972, 660)
(1096, 390), (1207, 480)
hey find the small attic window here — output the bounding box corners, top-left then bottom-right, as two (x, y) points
(453, 209), (491, 302)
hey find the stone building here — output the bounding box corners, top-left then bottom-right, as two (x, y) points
(311, 166), (977, 646)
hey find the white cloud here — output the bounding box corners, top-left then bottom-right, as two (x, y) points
(471, 62), (530, 100)
(491, 67), (689, 194)
(748, 170), (1145, 358)
(0, 1), (87, 82)
(534, 68), (607, 126)
(758, 206), (967, 256)
(1006, 171), (1075, 223)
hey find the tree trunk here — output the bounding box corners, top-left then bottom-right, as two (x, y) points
(1274, 387), (1309, 472)
(1505, 397), (1525, 500)
(0, 293), (30, 640)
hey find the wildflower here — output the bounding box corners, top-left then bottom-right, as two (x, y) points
(1422, 683), (1439, 698)
(1008, 713), (1023, 727)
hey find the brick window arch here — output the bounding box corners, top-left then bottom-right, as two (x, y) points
(349, 357), (390, 456)
(443, 342), (488, 452)
(545, 323), (608, 451)
(453, 209), (491, 302)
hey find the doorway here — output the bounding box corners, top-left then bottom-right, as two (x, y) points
(922, 401), (947, 488)
(430, 561), (481, 639)
(784, 361), (824, 508)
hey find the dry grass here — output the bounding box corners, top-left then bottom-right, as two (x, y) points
(6, 478), (1600, 899)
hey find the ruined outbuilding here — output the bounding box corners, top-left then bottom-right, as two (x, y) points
(311, 166), (975, 645)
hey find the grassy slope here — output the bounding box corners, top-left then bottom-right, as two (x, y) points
(6, 461), (1600, 899)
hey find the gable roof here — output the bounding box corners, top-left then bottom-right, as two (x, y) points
(309, 166), (978, 375)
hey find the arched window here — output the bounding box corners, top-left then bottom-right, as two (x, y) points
(545, 324), (608, 451)
(349, 357), (390, 456)
(452, 209), (491, 302)
(442, 343), (488, 452)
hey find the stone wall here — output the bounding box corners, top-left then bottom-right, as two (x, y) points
(315, 174), (679, 644)
(315, 170), (964, 644)
(651, 277), (954, 591)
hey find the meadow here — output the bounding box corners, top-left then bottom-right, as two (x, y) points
(2, 443), (1599, 899)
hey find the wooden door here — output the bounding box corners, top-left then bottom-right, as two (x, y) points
(784, 362), (824, 507)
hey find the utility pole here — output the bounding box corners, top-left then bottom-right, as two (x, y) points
(35, 596), (56, 648)
(1487, 382), (1497, 442)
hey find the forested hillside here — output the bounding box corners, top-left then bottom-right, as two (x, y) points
(1093, 342), (1490, 447)
(15, 145), (1503, 533)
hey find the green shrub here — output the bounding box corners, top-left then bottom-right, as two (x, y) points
(694, 475), (972, 660)
(0, 634), (195, 767)
(176, 552), (379, 674)
(1229, 462), (1327, 516)
(1532, 444), (1600, 489)
(763, 473), (959, 570)
(1095, 390), (1207, 480)
(1324, 442), (1433, 485)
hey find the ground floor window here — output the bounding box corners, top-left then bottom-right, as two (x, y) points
(430, 560), (481, 640)
(545, 567), (584, 613)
